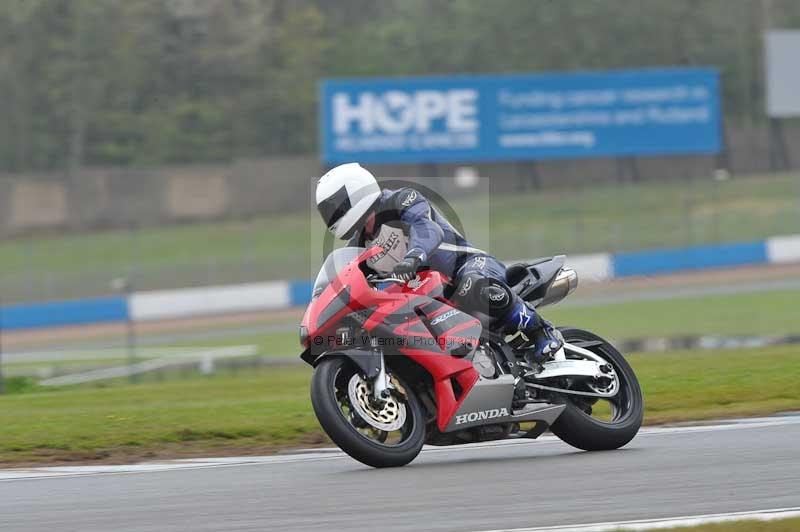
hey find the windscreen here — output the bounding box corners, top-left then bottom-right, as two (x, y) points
(311, 247), (366, 297)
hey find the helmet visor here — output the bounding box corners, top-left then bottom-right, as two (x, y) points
(317, 185), (351, 230)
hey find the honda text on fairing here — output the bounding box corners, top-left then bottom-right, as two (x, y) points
(299, 247), (643, 468)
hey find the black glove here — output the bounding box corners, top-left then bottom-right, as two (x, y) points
(393, 249), (425, 281)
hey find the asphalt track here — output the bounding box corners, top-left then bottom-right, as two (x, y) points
(2, 416), (800, 532)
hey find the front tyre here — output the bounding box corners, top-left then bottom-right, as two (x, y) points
(310, 356), (425, 468)
(548, 328), (643, 451)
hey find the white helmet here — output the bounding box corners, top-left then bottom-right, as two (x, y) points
(315, 163), (381, 239)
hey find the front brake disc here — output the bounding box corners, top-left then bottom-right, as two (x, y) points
(347, 374), (407, 432)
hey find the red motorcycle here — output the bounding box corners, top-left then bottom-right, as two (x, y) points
(300, 246), (643, 468)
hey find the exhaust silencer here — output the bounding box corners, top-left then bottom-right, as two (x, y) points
(537, 268), (578, 308)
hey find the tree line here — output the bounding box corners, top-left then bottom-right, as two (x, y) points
(1, 0), (798, 173)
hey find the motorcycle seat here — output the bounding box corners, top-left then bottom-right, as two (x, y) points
(506, 255), (566, 302)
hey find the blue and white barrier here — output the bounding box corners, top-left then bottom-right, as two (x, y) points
(766, 234), (800, 264)
(129, 281), (290, 322)
(3, 233), (800, 331)
(564, 253), (614, 283)
(612, 240), (768, 278)
(1, 297), (128, 331)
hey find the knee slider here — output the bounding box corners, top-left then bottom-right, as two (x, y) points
(452, 272), (484, 310)
(453, 273), (514, 318)
(478, 280), (514, 317)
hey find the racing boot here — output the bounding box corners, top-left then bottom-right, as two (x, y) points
(502, 299), (563, 366)
(519, 320), (563, 366)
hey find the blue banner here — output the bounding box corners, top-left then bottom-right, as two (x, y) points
(320, 68), (721, 164)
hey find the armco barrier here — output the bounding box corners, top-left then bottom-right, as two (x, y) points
(2, 234), (800, 331)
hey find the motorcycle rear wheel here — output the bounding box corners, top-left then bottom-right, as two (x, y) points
(310, 356), (426, 468)
(547, 327), (643, 451)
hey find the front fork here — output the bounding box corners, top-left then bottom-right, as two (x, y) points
(371, 339), (393, 402)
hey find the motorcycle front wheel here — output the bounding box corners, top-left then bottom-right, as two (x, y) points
(310, 356), (426, 468)
(547, 327), (644, 451)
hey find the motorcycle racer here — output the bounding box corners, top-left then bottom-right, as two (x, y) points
(315, 162), (562, 363)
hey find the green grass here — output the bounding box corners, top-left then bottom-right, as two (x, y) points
(651, 517), (800, 532)
(630, 345), (800, 424)
(545, 288), (800, 340)
(1, 344), (798, 465)
(2, 172), (799, 302)
(0, 367), (318, 464)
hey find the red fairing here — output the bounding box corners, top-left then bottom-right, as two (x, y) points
(303, 247), (482, 432)
(400, 348), (479, 431)
(301, 246), (385, 338)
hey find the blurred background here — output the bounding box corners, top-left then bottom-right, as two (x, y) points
(1, 0), (800, 301)
(1, 0), (799, 463)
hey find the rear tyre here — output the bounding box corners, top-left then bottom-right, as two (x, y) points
(310, 356), (425, 468)
(548, 328), (643, 451)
